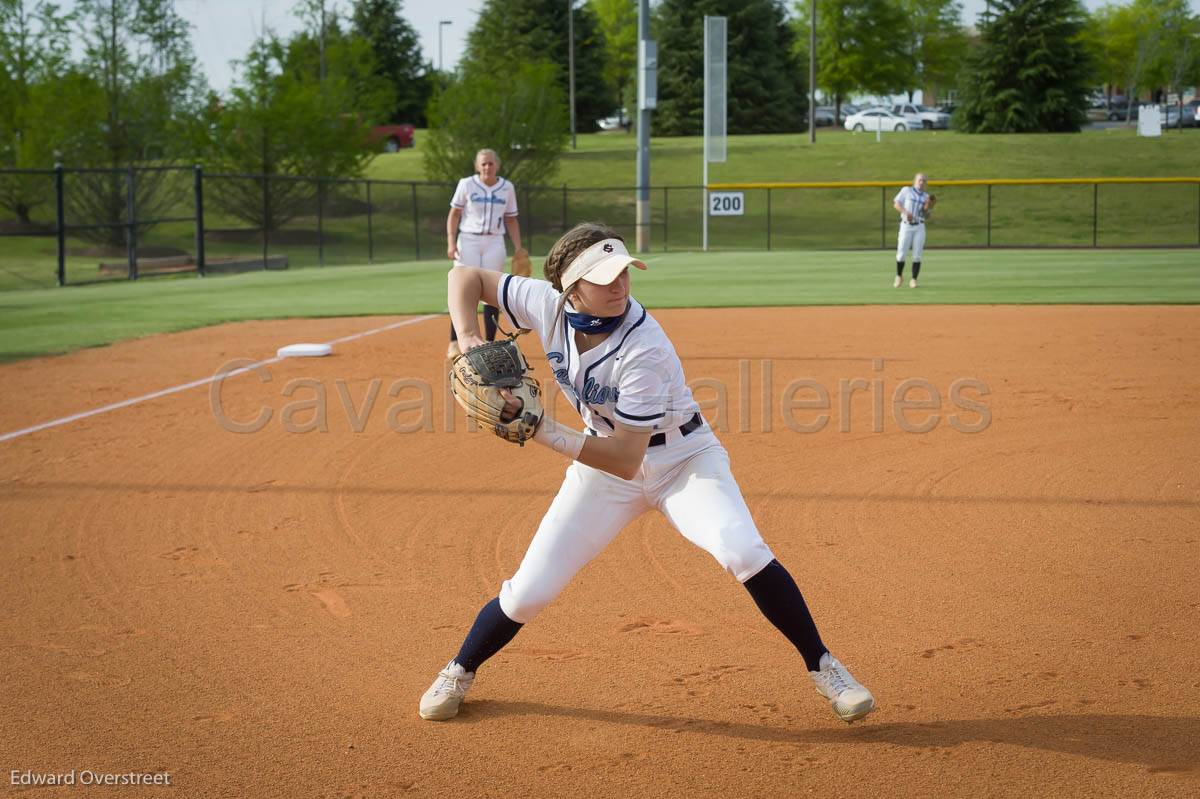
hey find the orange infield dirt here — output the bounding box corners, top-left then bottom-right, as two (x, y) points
(1, 306), (1198, 798)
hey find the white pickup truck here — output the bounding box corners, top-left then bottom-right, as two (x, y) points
(891, 103), (951, 130)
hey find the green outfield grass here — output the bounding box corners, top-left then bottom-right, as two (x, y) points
(2, 248), (1198, 363)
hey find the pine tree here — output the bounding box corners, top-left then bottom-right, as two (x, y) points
(349, 0), (432, 125)
(464, 0), (614, 131)
(654, 0), (807, 136)
(955, 0), (1092, 133)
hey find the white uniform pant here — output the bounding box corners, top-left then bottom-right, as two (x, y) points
(455, 232), (506, 270)
(896, 221), (926, 262)
(498, 432), (776, 623)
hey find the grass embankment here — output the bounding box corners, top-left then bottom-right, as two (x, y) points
(2, 128), (1196, 292)
(3, 248), (1198, 363)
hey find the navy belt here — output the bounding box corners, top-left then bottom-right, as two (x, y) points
(649, 412), (703, 447)
(588, 412), (703, 446)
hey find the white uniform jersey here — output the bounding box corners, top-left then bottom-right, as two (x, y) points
(894, 185), (930, 223)
(450, 176), (518, 235)
(498, 274), (700, 438)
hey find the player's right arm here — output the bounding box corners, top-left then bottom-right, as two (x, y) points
(447, 178), (468, 260)
(446, 208), (462, 260)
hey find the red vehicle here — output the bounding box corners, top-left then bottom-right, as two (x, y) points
(370, 124), (415, 152)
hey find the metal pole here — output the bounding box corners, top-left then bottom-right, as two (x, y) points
(703, 17), (709, 252)
(194, 165), (206, 277)
(318, 0), (328, 85)
(525, 186), (534, 254)
(767, 188), (772, 251)
(663, 186), (669, 251)
(808, 0), (816, 145)
(881, 186), (886, 248)
(366, 180), (374, 264)
(568, 0), (576, 150)
(55, 164), (65, 286)
(263, 174), (270, 269)
(987, 184), (992, 248)
(1092, 183), (1098, 247)
(317, 178), (325, 267)
(636, 0), (651, 252)
(439, 21), (452, 73)
(126, 166), (138, 280)
(411, 183), (420, 259)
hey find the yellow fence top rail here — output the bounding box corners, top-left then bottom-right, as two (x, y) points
(708, 177), (1200, 190)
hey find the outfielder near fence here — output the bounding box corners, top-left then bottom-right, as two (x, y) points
(1, 167), (1197, 288)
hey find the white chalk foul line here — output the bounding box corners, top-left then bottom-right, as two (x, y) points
(0, 314), (441, 444)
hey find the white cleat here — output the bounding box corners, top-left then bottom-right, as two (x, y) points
(810, 653), (876, 723)
(893, 275), (902, 288)
(909, 278), (918, 289)
(419, 661), (475, 721)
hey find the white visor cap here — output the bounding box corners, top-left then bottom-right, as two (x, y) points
(559, 238), (647, 292)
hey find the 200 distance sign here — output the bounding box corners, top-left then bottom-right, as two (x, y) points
(709, 191), (744, 216)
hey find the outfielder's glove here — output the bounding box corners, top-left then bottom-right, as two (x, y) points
(449, 339), (544, 445)
(511, 247), (532, 278)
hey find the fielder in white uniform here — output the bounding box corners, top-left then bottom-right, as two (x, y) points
(446, 148), (522, 359)
(893, 173), (936, 288)
(420, 222), (876, 725)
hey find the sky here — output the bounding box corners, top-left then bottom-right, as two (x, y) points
(55, 0), (1195, 95)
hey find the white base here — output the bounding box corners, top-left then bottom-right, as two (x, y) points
(276, 343), (333, 358)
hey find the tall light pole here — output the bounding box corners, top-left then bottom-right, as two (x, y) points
(636, 0), (654, 252)
(568, 0), (577, 149)
(808, 0), (816, 144)
(438, 20), (452, 73)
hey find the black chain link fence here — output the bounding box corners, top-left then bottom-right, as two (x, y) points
(1, 167), (1196, 291)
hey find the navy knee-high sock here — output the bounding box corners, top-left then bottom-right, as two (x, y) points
(896, 260), (905, 277)
(453, 597), (523, 673)
(912, 261), (922, 279)
(483, 305), (499, 341)
(743, 560), (828, 671)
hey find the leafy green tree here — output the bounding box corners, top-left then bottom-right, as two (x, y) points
(792, 0), (910, 119)
(589, 0), (637, 123)
(897, 0), (967, 103)
(203, 29), (388, 230)
(350, 0), (432, 125)
(0, 0), (80, 222)
(423, 61), (569, 187)
(1087, 0), (1166, 119)
(954, 0), (1092, 132)
(655, 0), (807, 135)
(1084, 2), (1131, 104)
(281, 12), (396, 123)
(465, 0), (614, 130)
(1157, 0), (1200, 129)
(68, 0), (206, 246)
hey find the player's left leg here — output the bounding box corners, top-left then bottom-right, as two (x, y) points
(654, 443), (876, 722)
(910, 225), (927, 288)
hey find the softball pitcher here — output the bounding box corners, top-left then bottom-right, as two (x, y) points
(893, 172), (936, 288)
(421, 223), (876, 725)
(445, 149), (524, 360)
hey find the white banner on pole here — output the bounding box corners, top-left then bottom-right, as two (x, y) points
(703, 16), (727, 252)
(704, 17), (727, 164)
